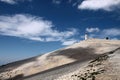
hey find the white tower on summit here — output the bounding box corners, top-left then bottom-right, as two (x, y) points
(85, 32), (88, 40)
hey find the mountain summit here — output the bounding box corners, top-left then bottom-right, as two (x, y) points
(0, 39), (120, 80)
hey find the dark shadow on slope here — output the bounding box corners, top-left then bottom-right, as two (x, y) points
(23, 47), (120, 79)
(0, 47), (96, 73)
(23, 47), (101, 79)
(47, 47), (98, 61)
(6, 47), (120, 80)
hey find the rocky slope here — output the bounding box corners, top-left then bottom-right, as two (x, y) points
(0, 39), (120, 80)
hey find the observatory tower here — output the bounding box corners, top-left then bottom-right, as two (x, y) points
(85, 32), (88, 40)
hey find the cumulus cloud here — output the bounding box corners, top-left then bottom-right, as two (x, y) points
(78, 0), (120, 11)
(0, 14), (78, 45)
(0, 0), (31, 4)
(86, 27), (100, 33)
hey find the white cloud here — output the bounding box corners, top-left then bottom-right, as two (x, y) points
(78, 0), (120, 11)
(102, 28), (120, 36)
(62, 39), (77, 45)
(86, 27), (100, 33)
(72, 2), (78, 7)
(83, 28), (120, 39)
(0, 0), (16, 4)
(52, 0), (62, 4)
(0, 0), (31, 4)
(0, 14), (78, 45)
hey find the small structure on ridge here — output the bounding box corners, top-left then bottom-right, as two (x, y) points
(85, 32), (88, 40)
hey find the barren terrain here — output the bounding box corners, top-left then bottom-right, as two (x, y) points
(0, 39), (120, 80)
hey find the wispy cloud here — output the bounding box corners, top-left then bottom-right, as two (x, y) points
(62, 39), (78, 45)
(52, 0), (62, 4)
(0, 0), (32, 4)
(84, 27), (120, 39)
(0, 14), (78, 45)
(0, 0), (16, 4)
(102, 28), (120, 36)
(86, 27), (100, 33)
(78, 0), (120, 11)
(68, 0), (72, 3)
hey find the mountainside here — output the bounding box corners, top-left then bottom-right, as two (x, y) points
(0, 39), (120, 80)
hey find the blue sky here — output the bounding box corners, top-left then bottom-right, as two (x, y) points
(0, 0), (120, 65)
